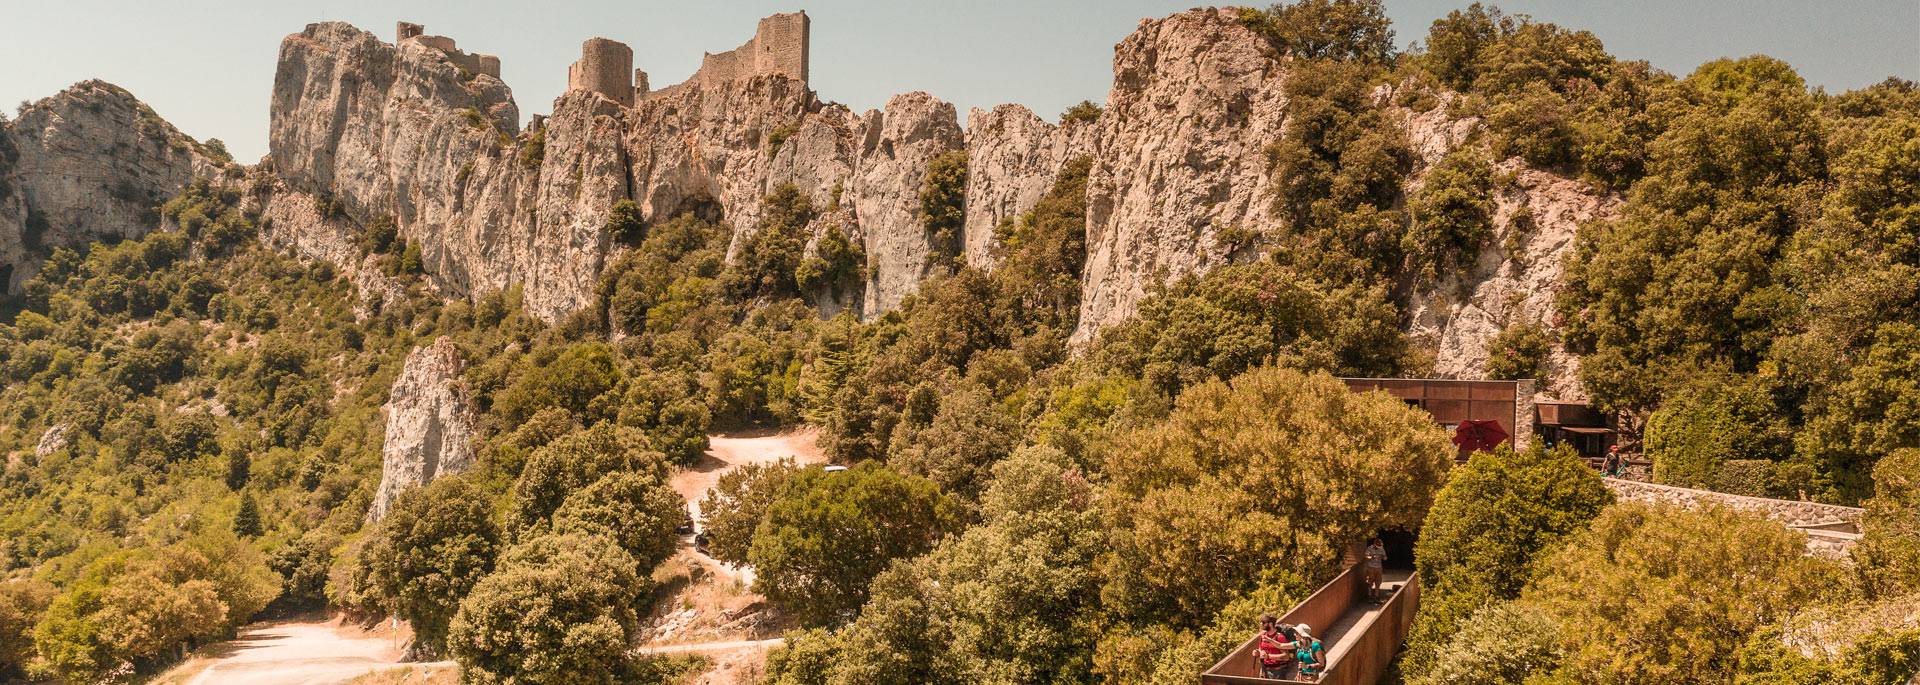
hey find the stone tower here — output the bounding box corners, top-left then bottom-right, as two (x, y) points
(752, 11), (810, 83)
(568, 38), (635, 105)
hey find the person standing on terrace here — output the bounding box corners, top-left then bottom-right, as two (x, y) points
(1364, 537), (1387, 601)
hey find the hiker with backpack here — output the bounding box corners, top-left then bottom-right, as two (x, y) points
(1293, 623), (1325, 682)
(1252, 614), (1296, 679)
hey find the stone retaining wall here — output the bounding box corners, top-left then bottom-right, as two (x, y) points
(1603, 478), (1862, 527)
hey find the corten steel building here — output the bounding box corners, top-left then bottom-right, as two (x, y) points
(1340, 378), (1618, 457)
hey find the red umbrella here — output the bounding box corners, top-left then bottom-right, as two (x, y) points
(1451, 419), (1509, 453)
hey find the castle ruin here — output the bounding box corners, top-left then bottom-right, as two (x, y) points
(564, 11), (809, 106)
(396, 21), (501, 79)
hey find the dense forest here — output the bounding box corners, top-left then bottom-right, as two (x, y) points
(1, 1), (1917, 684)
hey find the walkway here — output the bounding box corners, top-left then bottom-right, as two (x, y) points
(1317, 569), (1410, 665)
(1202, 566), (1420, 685)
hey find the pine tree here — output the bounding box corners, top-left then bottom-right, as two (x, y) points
(224, 448), (251, 490)
(233, 493), (263, 538)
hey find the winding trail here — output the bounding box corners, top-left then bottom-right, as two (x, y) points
(164, 620), (448, 685)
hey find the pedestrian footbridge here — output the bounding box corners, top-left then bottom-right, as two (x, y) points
(1201, 565), (1418, 685)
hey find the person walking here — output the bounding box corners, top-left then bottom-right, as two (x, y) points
(1253, 614), (1296, 680)
(1364, 537), (1387, 602)
(1602, 445), (1623, 478)
(1293, 624), (1325, 682)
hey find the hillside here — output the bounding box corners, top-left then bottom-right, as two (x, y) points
(1, 2), (1918, 684)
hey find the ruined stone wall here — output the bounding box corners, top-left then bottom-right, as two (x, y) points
(643, 11), (807, 101)
(568, 38), (633, 104)
(396, 23), (501, 78)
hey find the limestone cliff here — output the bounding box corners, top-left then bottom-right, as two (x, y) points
(1075, 9), (1293, 343)
(261, 10), (1620, 395)
(962, 104), (1095, 269)
(368, 337), (478, 521)
(0, 81), (222, 291)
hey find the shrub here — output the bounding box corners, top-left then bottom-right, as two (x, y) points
(698, 458), (802, 565)
(550, 471), (683, 573)
(1402, 444), (1609, 677)
(511, 423), (666, 532)
(360, 476), (500, 654)
(1406, 147), (1496, 281)
(518, 128), (545, 169)
(920, 150), (968, 263)
(767, 124), (797, 158)
(447, 532), (649, 685)
(1238, 0), (1396, 64)
(749, 463), (965, 625)
(1060, 100), (1103, 124)
(605, 199), (644, 245)
(1484, 321), (1552, 380)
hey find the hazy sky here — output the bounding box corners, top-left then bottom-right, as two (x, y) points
(2, 1), (1913, 161)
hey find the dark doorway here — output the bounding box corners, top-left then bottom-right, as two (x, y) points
(1378, 528), (1418, 571)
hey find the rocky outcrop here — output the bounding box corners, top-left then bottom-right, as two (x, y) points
(961, 105), (1095, 268)
(847, 93), (964, 312)
(1075, 9), (1292, 343)
(369, 337), (479, 521)
(0, 81), (221, 291)
(1406, 159), (1620, 396)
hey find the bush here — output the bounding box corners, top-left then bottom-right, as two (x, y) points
(1417, 602), (1563, 685)
(1100, 367), (1454, 630)
(605, 199), (644, 245)
(794, 223), (865, 304)
(550, 471), (683, 573)
(1522, 503), (1839, 683)
(361, 476), (500, 654)
(1484, 321), (1552, 380)
(698, 458), (801, 565)
(518, 129), (545, 170)
(1238, 0), (1395, 64)
(1403, 444), (1609, 677)
(725, 184), (814, 301)
(1060, 100), (1103, 124)
(511, 423), (666, 532)
(1646, 374), (1792, 489)
(1858, 448), (1920, 595)
(748, 463), (965, 625)
(920, 150), (968, 263)
(1405, 147), (1495, 281)
(447, 532), (649, 685)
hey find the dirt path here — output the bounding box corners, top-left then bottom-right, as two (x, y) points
(158, 619), (449, 685)
(673, 427), (827, 526)
(636, 638), (785, 654)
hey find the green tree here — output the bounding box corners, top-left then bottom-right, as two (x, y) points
(550, 471), (683, 573)
(1417, 602), (1564, 685)
(921, 150), (968, 262)
(1403, 444), (1610, 678)
(1484, 321), (1552, 381)
(726, 184), (815, 301)
(1645, 373), (1794, 489)
(0, 580), (54, 680)
(1100, 367), (1454, 630)
(1406, 146), (1496, 281)
(492, 342), (621, 426)
(447, 532), (650, 685)
(232, 493), (263, 538)
(887, 381), (1020, 498)
(606, 199), (645, 244)
(1239, 0), (1396, 64)
(362, 475), (501, 654)
(748, 463), (965, 625)
(1800, 323), (1920, 501)
(511, 423), (667, 532)
(698, 458), (801, 565)
(810, 446), (1107, 683)
(1522, 503), (1839, 684)
(1857, 448), (1920, 595)
(794, 223), (865, 304)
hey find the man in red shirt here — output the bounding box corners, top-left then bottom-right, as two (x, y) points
(1253, 614), (1296, 680)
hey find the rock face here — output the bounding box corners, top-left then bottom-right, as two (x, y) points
(263, 10), (1622, 395)
(0, 81), (220, 291)
(962, 105), (1095, 269)
(369, 337), (479, 521)
(1075, 9), (1293, 343)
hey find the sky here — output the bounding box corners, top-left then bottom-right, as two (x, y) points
(2, 1), (1913, 162)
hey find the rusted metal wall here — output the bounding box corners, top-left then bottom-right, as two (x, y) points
(1201, 566), (1363, 683)
(1316, 574), (1421, 685)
